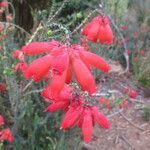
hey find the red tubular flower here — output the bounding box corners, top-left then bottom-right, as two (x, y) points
(0, 128), (14, 142)
(82, 108), (93, 142)
(0, 115), (4, 126)
(60, 102), (83, 130)
(52, 52), (69, 75)
(92, 106), (110, 129)
(82, 22), (93, 36)
(42, 70), (67, 99)
(21, 41), (56, 55)
(100, 18), (113, 44)
(58, 84), (73, 101)
(65, 63), (73, 83)
(80, 51), (111, 73)
(44, 100), (69, 112)
(72, 57), (96, 94)
(82, 16), (113, 44)
(77, 115), (84, 128)
(24, 54), (53, 82)
(42, 84), (71, 101)
(86, 17), (100, 42)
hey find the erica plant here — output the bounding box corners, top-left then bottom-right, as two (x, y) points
(13, 14), (114, 142)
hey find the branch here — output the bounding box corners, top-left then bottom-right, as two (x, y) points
(22, 80), (34, 93)
(70, 9), (98, 35)
(48, 0), (69, 22)
(0, 21), (31, 36)
(110, 17), (129, 73)
(119, 112), (145, 131)
(24, 89), (42, 96)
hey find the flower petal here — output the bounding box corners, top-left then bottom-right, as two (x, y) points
(24, 54), (53, 82)
(80, 51), (111, 73)
(72, 57), (96, 94)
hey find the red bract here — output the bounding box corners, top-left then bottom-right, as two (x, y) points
(82, 16), (113, 44)
(0, 115), (4, 126)
(0, 128), (14, 142)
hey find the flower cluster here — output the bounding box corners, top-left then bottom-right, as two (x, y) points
(13, 40), (111, 96)
(82, 16), (113, 44)
(0, 115), (14, 142)
(124, 86), (137, 99)
(13, 15), (113, 142)
(44, 91), (110, 142)
(13, 40), (111, 141)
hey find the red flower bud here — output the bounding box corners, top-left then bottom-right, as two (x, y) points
(0, 128), (14, 142)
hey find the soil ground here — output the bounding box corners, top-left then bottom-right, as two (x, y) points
(80, 73), (150, 150)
